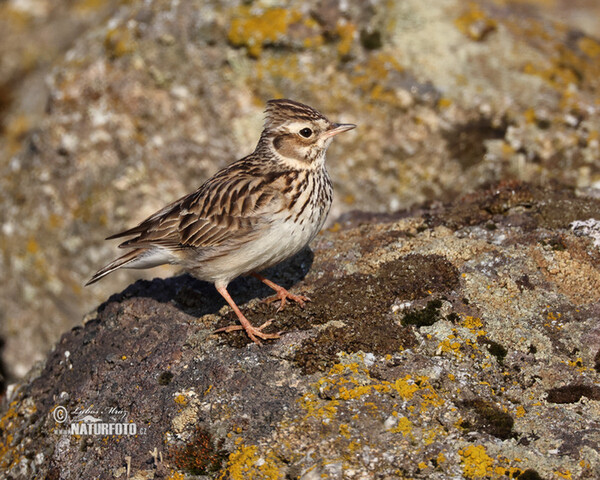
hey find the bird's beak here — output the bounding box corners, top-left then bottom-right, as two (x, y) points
(323, 123), (356, 138)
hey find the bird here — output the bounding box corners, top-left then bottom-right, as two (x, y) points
(86, 99), (356, 343)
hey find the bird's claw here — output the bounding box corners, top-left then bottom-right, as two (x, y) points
(214, 318), (280, 344)
(265, 290), (311, 312)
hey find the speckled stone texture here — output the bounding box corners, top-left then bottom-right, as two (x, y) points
(1, 183), (599, 479)
(2, 0), (600, 381)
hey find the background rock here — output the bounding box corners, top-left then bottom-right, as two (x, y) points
(2, 183), (600, 479)
(1, 0), (600, 388)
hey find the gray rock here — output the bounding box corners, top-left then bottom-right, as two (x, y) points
(2, 0), (600, 396)
(1, 183), (599, 479)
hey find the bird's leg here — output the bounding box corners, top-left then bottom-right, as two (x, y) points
(251, 273), (311, 312)
(213, 284), (279, 344)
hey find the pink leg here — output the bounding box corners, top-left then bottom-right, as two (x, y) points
(213, 284), (279, 344)
(251, 273), (311, 312)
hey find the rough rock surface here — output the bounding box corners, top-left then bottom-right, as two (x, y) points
(2, 0), (600, 380)
(1, 182), (600, 479)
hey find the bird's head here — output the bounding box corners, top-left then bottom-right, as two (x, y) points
(259, 99), (355, 169)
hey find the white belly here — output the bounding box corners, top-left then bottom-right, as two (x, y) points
(194, 211), (324, 286)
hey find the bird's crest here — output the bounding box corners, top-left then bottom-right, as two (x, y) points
(264, 98), (329, 131)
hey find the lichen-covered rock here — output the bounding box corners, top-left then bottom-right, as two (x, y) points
(2, 0), (600, 390)
(1, 183), (599, 479)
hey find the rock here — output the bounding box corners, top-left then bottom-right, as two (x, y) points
(1, 182), (600, 479)
(1, 0), (600, 391)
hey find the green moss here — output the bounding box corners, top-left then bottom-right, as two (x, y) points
(477, 337), (507, 365)
(546, 384), (600, 404)
(517, 469), (543, 480)
(459, 399), (515, 440)
(289, 255), (459, 373)
(360, 29), (382, 50)
(157, 371), (173, 385)
(402, 299), (443, 327)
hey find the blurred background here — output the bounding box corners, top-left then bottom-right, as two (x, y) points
(0, 0), (599, 385)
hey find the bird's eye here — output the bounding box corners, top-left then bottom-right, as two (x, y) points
(299, 127), (313, 138)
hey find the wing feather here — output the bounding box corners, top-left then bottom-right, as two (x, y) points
(109, 161), (286, 251)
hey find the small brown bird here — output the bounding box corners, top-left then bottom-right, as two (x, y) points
(87, 99), (355, 343)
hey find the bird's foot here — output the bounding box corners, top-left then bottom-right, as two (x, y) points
(265, 288), (311, 312)
(214, 318), (280, 344)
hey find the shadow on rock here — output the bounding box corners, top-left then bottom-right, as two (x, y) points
(96, 247), (314, 320)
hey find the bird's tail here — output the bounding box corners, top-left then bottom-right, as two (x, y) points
(85, 248), (148, 286)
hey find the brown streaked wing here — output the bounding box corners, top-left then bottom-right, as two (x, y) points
(115, 170), (284, 250)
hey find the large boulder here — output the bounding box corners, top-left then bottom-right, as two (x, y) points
(2, 0), (600, 380)
(1, 183), (599, 479)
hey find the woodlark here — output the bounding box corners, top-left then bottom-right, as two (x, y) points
(87, 99), (355, 343)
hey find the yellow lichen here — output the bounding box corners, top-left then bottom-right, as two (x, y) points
(26, 237), (39, 255)
(166, 471), (185, 480)
(75, 0), (112, 13)
(515, 406), (526, 418)
(461, 316), (484, 334)
(523, 107), (537, 124)
(174, 395), (188, 406)
(327, 222), (342, 233)
(228, 7), (302, 58)
(5, 114), (31, 154)
(335, 21), (356, 57)
(393, 375), (421, 400)
(459, 445), (494, 478)
(299, 391), (340, 420)
(352, 52), (405, 105)
(454, 4), (497, 41)
(0, 400), (32, 470)
(219, 441), (284, 480)
(104, 26), (135, 59)
(578, 37), (600, 58)
(554, 469), (573, 480)
(390, 416), (413, 437)
(438, 97), (453, 109)
(438, 338), (462, 357)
